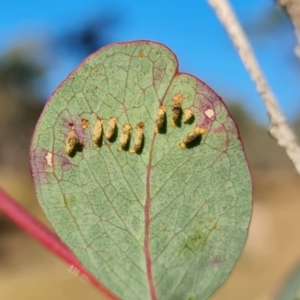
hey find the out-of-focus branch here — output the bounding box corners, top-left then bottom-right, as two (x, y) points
(278, 0), (300, 58)
(207, 0), (300, 175)
(0, 187), (117, 300)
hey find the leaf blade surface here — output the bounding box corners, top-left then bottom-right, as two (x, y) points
(30, 40), (252, 300)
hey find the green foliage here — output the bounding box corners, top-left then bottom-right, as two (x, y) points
(0, 46), (44, 172)
(0, 46), (44, 93)
(30, 41), (252, 300)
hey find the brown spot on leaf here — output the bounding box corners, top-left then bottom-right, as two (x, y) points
(210, 257), (223, 268)
(214, 124), (225, 133)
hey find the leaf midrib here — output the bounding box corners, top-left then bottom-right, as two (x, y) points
(143, 66), (180, 300)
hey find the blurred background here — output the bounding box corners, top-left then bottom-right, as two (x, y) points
(1, 0), (300, 299)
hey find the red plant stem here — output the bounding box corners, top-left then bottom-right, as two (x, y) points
(0, 187), (118, 300)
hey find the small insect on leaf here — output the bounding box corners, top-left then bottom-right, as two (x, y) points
(183, 108), (194, 123)
(171, 94), (183, 126)
(92, 117), (103, 146)
(118, 123), (132, 152)
(65, 130), (80, 155)
(155, 105), (166, 133)
(81, 118), (89, 129)
(105, 117), (118, 140)
(129, 122), (144, 153)
(179, 126), (206, 149)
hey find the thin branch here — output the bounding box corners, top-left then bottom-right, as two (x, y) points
(0, 187), (118, 300)
(207, 0), (300, 175)
(278, 0), (300, 58)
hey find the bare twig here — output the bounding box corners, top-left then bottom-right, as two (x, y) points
(278, 0), (300, 58)
(207, 0), (300, 175)
(0, 187), (117, 300)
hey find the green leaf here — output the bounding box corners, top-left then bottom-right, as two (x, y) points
(30, 41), (252, 300)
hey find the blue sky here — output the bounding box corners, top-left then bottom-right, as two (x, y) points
(1, 0), (300, 124)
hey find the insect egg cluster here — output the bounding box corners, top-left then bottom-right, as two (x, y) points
(65, 93), (207, 156)
(153, 93), (206, 149)
(65, 117), (145, 156)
